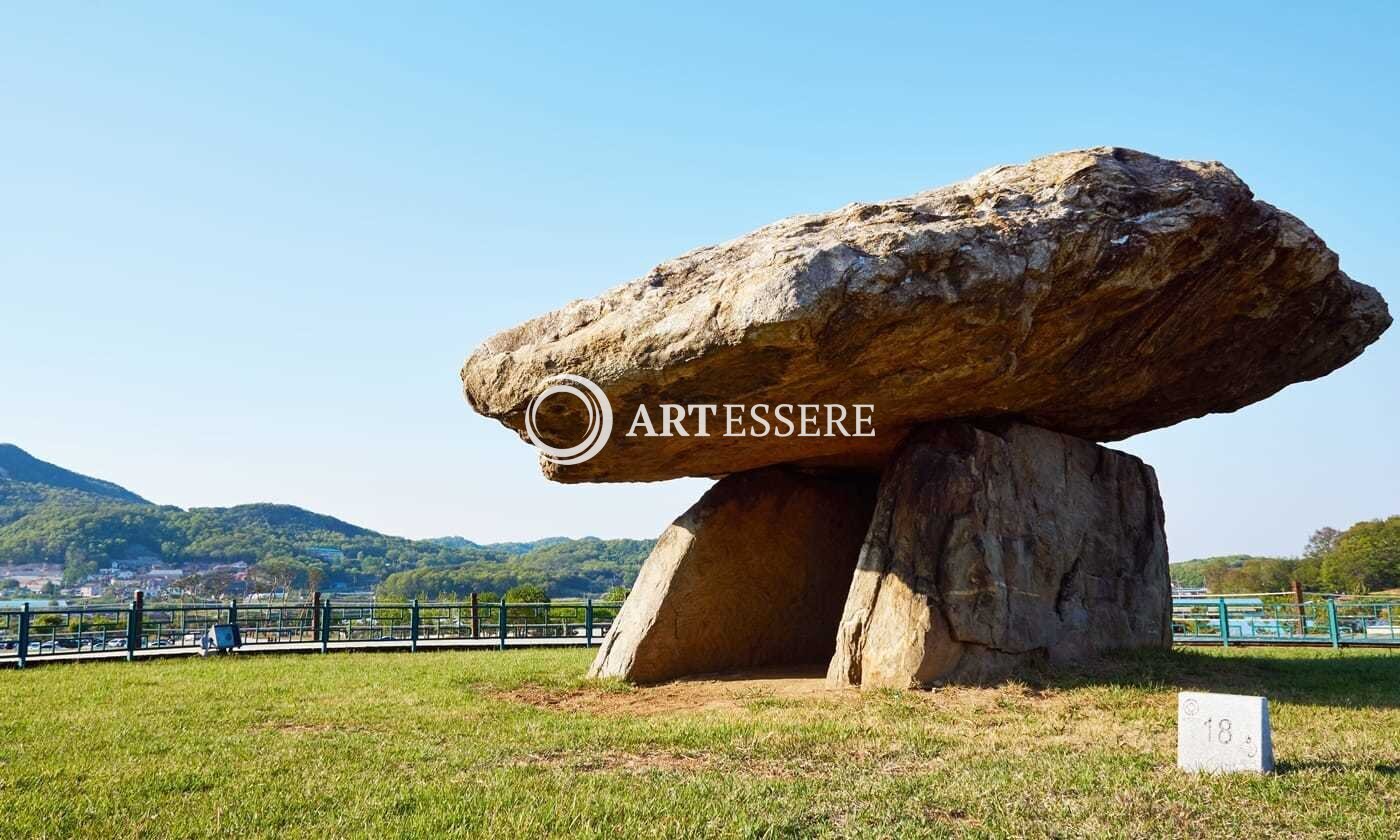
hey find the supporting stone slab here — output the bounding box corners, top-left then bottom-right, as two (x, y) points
(588, 467), (878, 684)
(829, 421), (1170, 689)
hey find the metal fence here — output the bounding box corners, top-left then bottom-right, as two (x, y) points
(1, 593), (622, 668)
(1173, 597), (1400, 648)
(5, 593), (1397, 668)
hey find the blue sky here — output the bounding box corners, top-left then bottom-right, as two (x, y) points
(2, 3), (1395, 561)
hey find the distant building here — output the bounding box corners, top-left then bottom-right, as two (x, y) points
(305, 546), (344, 562)
(18, 573), (61, 593)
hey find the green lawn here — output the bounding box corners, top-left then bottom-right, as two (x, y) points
(2, 646), (1398, 838)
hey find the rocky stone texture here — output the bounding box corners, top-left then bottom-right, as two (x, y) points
(828, 421), (1170, 689)
(462, 147), (1390, 483)
(588, 467), (877, 684)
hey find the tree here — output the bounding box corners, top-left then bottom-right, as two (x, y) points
(69, 615), (120, 632)
(503, 584), (549, 635)
(505, 584), (549, 603)
(249, 557), (311, 594)
(601, 585), (629, 602)
(1319, 516), (1400, 593)
(1304, 527), (1342, 560)
(1294, 526), (1341, 588)
(1209, 557), (1296, 593)
(31, 613), (64, 630)
(62, 546), (98, 585)
(1200, 558), (1241, 593)
(175, 570), (240, 599)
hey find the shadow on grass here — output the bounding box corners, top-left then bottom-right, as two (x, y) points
(1041, 647), (1400, 709)
(1276, 760), (1400, 775)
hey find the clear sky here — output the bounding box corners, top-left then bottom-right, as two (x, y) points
(2, 3), (1395, 562)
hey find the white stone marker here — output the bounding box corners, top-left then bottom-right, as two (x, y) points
(1177, 691), (1274, 773)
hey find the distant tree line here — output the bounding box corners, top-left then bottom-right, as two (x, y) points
(373, 539), (651, 600)
(1, 480), (653, 598)
(1173, 516), (1400, 594)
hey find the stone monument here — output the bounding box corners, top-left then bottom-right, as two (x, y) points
(1177, 691), (1275, 773)
(462, 147), (1390, 688)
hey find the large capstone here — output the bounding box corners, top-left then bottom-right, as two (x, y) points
(462, 146), (1388, 689)
(462, 147), (1389, 483)
(588, 467), (877, 684)
(828, 421), (1170, 689)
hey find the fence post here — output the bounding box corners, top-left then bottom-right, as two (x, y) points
(498, 597), (507, 650)
(585, 599), (594, 647)
(311, 591), (321, 642)
(470, 593), (479, 640)
(127, 590), (144, 661)
(410, 598), (420, 653)
(228, 598), (238, 628)
(320, 599), (331, 653)
(1326, 598), (1341, 649)
(1291, 580), (1306, 639)
(16, 603), (29, 669)
(1217, 597), (1230, 648)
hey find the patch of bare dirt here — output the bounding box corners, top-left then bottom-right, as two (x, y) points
(498, 665), (853, 715)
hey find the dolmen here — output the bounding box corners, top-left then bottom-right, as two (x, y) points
(462, 147), (1390, 688)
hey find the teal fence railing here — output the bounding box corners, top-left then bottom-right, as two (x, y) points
(0, 595), (623, 668)
(4, 594), (1397, 668)
(1172, 597), (1400, 649)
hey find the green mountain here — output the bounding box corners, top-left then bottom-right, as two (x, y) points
(429, 536), (572, 555)
(1168, 555), (1258, 588)
(376, 537), (653, 601)
(0, 444), (651, 597)
(0, 443), (148, 504)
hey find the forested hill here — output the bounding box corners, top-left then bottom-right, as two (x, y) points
(428, 536), (571, 555)
(0, 444), (148, 504)
(0, 444), (652, 597)
(1169, 516), (1400, 595)
(1168, 555), (1261, 588)
(375, 538), (654, 600)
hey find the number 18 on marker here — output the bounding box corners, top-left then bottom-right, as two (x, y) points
(1177, 691), (1274, 774)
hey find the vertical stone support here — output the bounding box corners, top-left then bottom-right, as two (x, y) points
(829, 421), (1170, 689)
(589, 467), (877, 684)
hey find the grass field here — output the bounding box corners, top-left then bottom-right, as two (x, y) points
(2, 646), (1397, 838)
